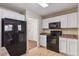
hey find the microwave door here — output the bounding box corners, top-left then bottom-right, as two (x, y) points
(49, 22), (61, 29)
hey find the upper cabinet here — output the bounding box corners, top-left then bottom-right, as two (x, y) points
(42, 12), (78, 29)
(60, 15), (68, 28)
(61, 12), (78, 28)
(42, 19), (49, 28)
(42, 16), (61, 28)
(67, 12), (78, 28)
(2, 9), (15, 19)
(1, 8), (25, 21)
(14, 12), (25, 21)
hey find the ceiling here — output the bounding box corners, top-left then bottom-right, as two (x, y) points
(0, 3), (77, 17)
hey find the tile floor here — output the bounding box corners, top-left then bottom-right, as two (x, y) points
(29, 40), (37, 50)
(0, 47), (65, 56)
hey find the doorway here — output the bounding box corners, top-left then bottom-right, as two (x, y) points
(27, 18), (39, 50)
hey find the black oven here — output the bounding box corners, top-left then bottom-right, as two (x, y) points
(47, 31), (62, 52)
(49, 22), (61, 29)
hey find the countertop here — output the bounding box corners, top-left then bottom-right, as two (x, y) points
(40, 32), (78, 39)
(40, 33), (50, 35)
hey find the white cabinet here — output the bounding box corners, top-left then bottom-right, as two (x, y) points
(66, 39), (70, 55)
(66, 38), (77, 56)
(60, 15), (68, 28)
(2, 9), (25, 21)
(42, 17), (61, 29)
(42, 20), (49, 28)
(42, 18), (55, 28)
(59, 37), (67, 53)
(40, 35), (47, 47)
(59, 37), (78, 56)
(14, 12), (25, 21)
(70, 39), (77, 56)
(67, 12), (78, 28)
(52, 16), (60, 22)
(60, 12), (77, 28)
(42, 12), (78, 28)
(2, 9), (15, 19)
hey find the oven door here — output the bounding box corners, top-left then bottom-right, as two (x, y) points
(47, 36), (59, 52)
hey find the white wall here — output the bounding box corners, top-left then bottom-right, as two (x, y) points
(78, 4), (79, 56)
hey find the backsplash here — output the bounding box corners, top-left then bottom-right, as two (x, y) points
(42, 28), (78, 35)
(62, 29), (78, 35)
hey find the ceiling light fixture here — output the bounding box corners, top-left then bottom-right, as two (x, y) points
(38, 3), (48, 8)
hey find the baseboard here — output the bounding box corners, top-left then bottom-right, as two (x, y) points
(40, 45), (47, 48)
(59, 52), (69, 56)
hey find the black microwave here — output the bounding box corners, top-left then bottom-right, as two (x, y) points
(49, 22), (61, 29)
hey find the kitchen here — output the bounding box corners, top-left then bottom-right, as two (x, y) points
(0, 3), (79, 56)
(40, 3), (78, 56)
(40, 12), (78, 56)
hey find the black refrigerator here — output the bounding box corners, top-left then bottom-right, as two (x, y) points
(2, 18), (26, 56)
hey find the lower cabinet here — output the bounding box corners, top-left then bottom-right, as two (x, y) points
(66, 39), (70, 55)
(59, 37), (77, 56)
(40, 35), (47, 47)
(66, 38), (77, 56)
(59, 37), (67, 53)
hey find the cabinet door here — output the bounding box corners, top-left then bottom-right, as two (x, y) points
(67, 12), (78, 28)
(40, 35), (43, 46)
(66, 39), (71, 55)
(66, 39), (77, 56)
(60, 15), (68, 28)
(42, 20), (49, 28)
(14, 12), (25, 21)
(2, 9), (15, 19)
(59, 37), (67, 53)
(42, 36), (47, 47)
(2, 9), (25, 21)
(69, 39), (77, 56)
(52, 17), (59, 22)
(59, 37), (62, 52)
(42, 17), (60, 28)
(40, 35), (47, 47)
